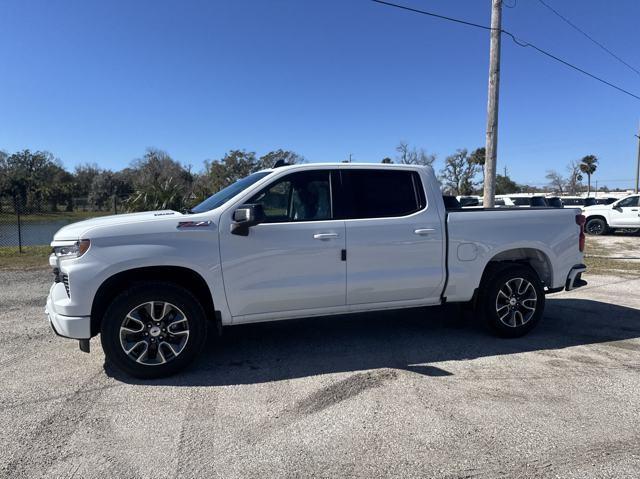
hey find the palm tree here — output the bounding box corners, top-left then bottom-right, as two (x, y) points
(579, 155), (598, 196)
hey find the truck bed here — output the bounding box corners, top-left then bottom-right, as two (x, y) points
(442, 207), (583, 302)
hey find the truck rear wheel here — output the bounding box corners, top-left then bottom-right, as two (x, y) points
(100, 282), (207, 379)
(479, 264), (545, 338)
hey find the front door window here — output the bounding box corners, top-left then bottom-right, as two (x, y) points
(248, 171), (332, 222)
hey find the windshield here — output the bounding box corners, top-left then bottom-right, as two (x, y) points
(190, 171), (271, 213)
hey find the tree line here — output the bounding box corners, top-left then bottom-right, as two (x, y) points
(0, 144), (603, 214)
(0, 148), (304, 213)
(382, 143), (599, 196)
(545, 155), (600, 196)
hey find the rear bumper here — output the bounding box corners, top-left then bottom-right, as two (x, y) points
(565, 264), (587, 291)
(45, 286), (91, 339)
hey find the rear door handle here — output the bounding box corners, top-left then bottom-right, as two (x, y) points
(414, 228), (436, 236)
(313, 233), (339, 240)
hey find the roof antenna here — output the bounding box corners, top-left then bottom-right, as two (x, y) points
(273, 159), (289, 168)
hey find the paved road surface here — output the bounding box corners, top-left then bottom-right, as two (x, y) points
(1, 269), (639, 478)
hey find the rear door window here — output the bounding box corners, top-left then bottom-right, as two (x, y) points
(341, 169), (425, 219)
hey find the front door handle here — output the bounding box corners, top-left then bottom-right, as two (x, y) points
(313, 233), (339, 240)
(414, 228), (436, 236)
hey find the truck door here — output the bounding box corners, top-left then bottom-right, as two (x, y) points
(218, 169), (346, 318)
(609, 196), (640, 227)
(340, 169), (445, 305)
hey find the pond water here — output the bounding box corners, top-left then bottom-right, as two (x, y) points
(0, 220), (75, 246)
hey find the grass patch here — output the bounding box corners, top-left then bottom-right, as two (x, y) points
(584, 238), (640, 277)
(0, 245), (51, 270)
(0, 210), (112, 223)
(583, 255), (640, 277)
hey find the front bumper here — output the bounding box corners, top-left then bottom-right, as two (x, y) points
(45, 284), (91, 339)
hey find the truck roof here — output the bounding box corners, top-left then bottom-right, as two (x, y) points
(260, 162), (432, 173)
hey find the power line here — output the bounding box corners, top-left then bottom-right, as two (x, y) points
(371, 0), (640, 102)
(535, 0), (640, 78)
(372, 0), (493, 31)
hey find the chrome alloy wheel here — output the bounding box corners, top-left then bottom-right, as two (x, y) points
(119, 301), (190, 366)
(495, 277), (538, 328)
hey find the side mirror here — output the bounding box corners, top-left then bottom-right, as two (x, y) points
(231, 204), (265, 236)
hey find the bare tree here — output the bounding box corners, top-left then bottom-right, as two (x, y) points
(439, 149), (480, 195)
(565, 160), (583, 195)
(395, 142), (436, 166)
(545, 170), (565, 194)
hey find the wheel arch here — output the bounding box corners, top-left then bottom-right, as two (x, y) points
(480, 247), (553, 290)
(585, 214), (608, 223)
(90, 266), (217, 337)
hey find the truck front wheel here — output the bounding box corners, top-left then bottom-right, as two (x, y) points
(479, 265), (545, 338)
(585, 217), (608, 235)
(100, 282), (207, 379)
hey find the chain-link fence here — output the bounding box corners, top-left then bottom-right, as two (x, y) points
(0, 196), (123, 253)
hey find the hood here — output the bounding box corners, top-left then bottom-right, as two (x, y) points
(52, 210), (183, 241)
(583, 204), (609, 212)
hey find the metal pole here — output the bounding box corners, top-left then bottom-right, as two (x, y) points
(483, 0), (502, 208)
(635, 122), (640, 194)
(16, 198), (22, 254)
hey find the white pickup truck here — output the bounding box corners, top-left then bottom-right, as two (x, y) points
(583, 194), (640, 235)
(46, 163), (587, 378)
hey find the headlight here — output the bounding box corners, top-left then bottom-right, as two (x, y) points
(53, 239), (91, 260)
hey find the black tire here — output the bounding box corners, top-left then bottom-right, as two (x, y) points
(100, 282), (207, 379)
(585, 217), (607, 236)
(479, 264), (545, 338)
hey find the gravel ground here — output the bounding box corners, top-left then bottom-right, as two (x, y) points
(1, 267), (640, 479)
(586, 232), (640, 259)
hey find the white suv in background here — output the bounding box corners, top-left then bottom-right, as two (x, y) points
(583, 195), (640, 235)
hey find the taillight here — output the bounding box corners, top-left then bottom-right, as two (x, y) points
(576, 214), (586, 252)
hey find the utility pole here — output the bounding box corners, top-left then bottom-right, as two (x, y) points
(635, 122), (640, 194)
(483, 0), (503, 208)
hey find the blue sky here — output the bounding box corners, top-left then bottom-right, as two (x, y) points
(1, 0), (639, 189)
